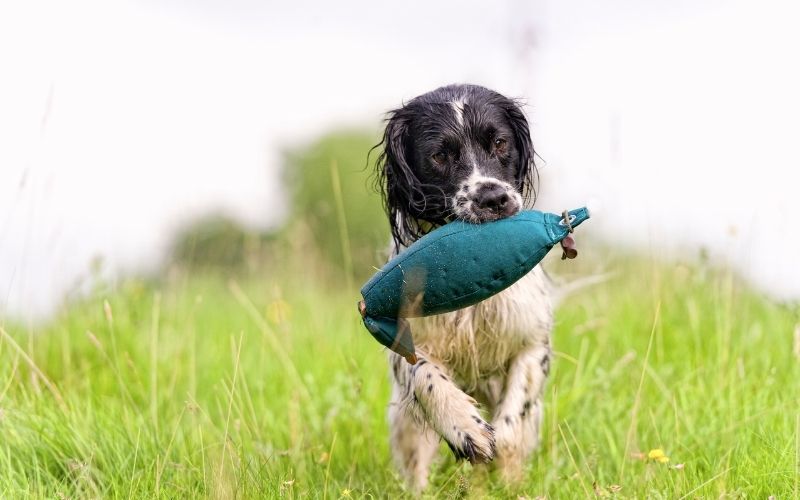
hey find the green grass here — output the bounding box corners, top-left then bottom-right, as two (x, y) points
(0, 251), (798, 499)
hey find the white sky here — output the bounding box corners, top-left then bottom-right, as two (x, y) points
(1, 0), (798, 319)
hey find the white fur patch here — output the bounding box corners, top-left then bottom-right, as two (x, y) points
(452, 168), (524, 222)
(450, 99), (466, 127)
(465, 167), (502, 191)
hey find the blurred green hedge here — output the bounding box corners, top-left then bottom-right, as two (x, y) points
(168, 130), (390, 281)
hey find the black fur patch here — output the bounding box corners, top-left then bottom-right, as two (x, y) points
(541, 353), (550, 376)
(442, 422), (496, 464)
(520, 400), (532, 418)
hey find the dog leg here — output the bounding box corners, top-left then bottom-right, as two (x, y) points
(388, 382), (440, 491)
(491, 344), (550, 482)
(389, 353), (496, 471)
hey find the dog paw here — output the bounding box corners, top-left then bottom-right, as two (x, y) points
(493, 413), (520, 454)
(492, 418), (523, 474)
(492, 401), (542, 481)
(443, 413), (496, 464)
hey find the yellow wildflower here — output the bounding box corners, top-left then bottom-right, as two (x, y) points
(648, 448), (670, 464)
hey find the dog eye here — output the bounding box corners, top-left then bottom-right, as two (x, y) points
(431, 152), (447, 165)
(494, 138), (507, 150)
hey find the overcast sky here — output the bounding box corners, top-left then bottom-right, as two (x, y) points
(1, 0), (798, 319)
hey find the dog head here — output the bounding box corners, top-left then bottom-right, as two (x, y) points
(374, 84), (537, 247)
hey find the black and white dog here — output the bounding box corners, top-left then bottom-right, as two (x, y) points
(373, 84), (553, 490)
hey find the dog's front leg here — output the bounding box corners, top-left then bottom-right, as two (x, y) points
(491, 343), (550, 482)
(389, 352), (496, 467)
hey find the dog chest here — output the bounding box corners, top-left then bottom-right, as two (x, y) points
(410, 266), (553, 383)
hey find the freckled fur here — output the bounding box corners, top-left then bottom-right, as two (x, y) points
(410, 267), (552, 391)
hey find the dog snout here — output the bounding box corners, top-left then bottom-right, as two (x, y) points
(473, 183), (510, 212)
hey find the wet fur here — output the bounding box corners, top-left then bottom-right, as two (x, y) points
(374, 84), (551, 490)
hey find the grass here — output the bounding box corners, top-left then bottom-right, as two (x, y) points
(0, 248), (798, 499)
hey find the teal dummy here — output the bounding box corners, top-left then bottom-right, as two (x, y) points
(358, 207), (590, 363)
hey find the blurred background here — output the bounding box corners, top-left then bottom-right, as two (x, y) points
(1, 0), (799, 320)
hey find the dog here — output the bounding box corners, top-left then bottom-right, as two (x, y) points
(372, 84), (553, 490)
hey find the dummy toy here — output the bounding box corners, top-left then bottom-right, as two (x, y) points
(358, 207), (590, 363)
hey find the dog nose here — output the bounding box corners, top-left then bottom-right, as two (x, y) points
(473, 183), (509, 211)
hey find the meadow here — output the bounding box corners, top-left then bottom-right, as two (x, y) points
(1, 133), (798, 498)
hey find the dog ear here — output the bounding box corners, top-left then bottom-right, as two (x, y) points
(372, 107), (422, 248)
(502, 99), (538, 204)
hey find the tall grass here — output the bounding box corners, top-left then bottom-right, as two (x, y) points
(0, 248), (797, 498)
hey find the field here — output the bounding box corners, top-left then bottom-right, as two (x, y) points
(1, 133), (798, 498)
(1, 249), (798, 499)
